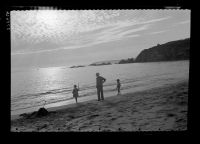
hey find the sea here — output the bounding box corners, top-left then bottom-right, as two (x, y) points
(11, 60), (189, 116)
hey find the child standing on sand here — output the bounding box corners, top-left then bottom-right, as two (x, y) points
(72, 85), (79, 103)
(116, 79), (121, 95)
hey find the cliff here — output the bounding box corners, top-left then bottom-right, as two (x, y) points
(135, 38), (190, 62)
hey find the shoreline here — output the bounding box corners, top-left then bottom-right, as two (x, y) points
(11, 81), (188, 132)
(11, 78), (188, 119)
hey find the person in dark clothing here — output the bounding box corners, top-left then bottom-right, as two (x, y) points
(96, 73), (106, 101)
(72, 85), (79, 103)
(116, 79), (121, 95)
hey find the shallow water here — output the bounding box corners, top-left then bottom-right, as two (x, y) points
(11, 60), (189, 115)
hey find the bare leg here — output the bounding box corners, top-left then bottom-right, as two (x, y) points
(118, 88), (121, 95)
(101, 87), (104, 100)
(97, 88), (101, 101)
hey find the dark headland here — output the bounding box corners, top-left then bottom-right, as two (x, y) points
(135, 38), (190, 62)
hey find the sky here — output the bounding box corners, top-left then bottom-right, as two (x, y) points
(11, 10), (190, 68)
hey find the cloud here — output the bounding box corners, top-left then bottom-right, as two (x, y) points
(11, 10), (171, 55)
(11, 21), (150, 55)
(147, 30), (168, 35)
(177, 20), (190, 25)
(171, 20), (190, 28)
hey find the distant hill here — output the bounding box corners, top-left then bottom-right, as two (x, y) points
(89, 58), (135, 65)
(89, 63), (111, 66)
(89, 60), (120, 66)
(118, 58), (135, 64)
(135, 38), (190, 62)
(69, 65), (85, 68)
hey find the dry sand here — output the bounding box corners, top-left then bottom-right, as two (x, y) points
(11, 81), (188, 132)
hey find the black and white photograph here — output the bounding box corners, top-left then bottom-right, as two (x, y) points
(10, 9), (190, 132)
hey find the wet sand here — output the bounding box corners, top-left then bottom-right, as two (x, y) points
(11, 81), (188, 132)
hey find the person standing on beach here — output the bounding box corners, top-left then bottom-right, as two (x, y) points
(72, 85), (79, 103)
(96, 73), (106, 101)
(116, 79), (121, 95)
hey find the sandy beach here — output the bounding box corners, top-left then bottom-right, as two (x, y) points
(11, 80), (188, 132)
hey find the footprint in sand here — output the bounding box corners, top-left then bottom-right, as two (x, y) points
(167, 113), (176, 117)
(88, 114), (99, 119)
